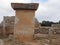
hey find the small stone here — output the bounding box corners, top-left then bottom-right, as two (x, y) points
(9, 34), (13, 40)
(0, 39), (4, 45)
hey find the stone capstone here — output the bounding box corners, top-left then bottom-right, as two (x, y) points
(11, 3), (39, 10)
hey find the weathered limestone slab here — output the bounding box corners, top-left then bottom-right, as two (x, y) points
(11, 3), (39, 10)
(11, 3), (39, 41)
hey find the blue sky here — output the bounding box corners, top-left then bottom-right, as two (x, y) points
(0, 0), (60, 23)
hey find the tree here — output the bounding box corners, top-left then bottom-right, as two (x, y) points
(59, 20), (60, 24)
(41, 21), (54, 26)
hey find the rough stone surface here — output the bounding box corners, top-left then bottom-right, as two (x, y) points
(11, 3), (39, 10)
(51, 24), (60, 29)
(11, 3), (39, 41)
(3, 16), (15, 35)
(14, 10), (35, 41)
(0, 39), (4, 45)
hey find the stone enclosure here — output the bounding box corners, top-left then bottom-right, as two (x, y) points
(0, 3), (60, 45)
(11, 3), (39, 41)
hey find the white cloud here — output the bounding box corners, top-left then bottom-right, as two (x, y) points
(35, 0), (60, 22)
(0, 0), (15, 22)
(0, 0), (60, 23)
(12, 0), (31, 3)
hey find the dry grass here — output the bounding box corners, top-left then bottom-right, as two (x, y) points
(0, 35), (60, 45)
(2, 38), (49, 45)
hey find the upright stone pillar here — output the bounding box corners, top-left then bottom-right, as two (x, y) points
(11, 3), (39, 41)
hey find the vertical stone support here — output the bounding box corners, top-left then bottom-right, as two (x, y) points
(11, 3), (39, 41)
(49, 29), (53, 45)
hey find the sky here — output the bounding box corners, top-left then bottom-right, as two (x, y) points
(0, 0), (60, 23)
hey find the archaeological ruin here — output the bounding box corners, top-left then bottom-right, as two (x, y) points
(0, 3), (60, 45)
(11, 3), (39, 41)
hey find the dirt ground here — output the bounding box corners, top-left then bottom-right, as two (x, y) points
(3, 38), (60, 45)
(0, 35), (60, 45)
(2, 38), (49, 45)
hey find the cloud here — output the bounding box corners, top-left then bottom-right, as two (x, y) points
(0, 0), (60, 23)
(35, 0), (60, 22)
(0, 0), (32, 22)
(12, 0), (31, 3)
(0, 0), (15, 22)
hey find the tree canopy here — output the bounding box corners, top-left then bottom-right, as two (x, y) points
(41, 20), (60, 26)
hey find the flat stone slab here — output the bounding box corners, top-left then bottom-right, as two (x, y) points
(11, 3), (39, 10)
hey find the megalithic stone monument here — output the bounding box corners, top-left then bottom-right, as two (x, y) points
(11, 3), (39, 41)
